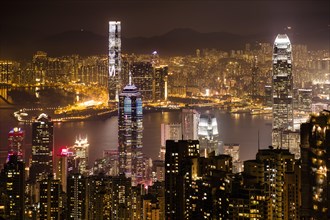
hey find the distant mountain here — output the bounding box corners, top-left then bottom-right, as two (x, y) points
(0, 27), (328, 59)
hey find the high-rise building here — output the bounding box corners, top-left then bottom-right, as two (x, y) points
(181, 108), (200, 140)
(160, 123), (182, 160)
(0, 154), (25, 219)
(30, 113), (54, 183)
(67, 173), (87, 220)
(56, 147), (73, 193)
(165, 140), (200, 220)
(153, 65), (168, 101)
(131, 62), (154, 101)
(108, 21), (121, 101)
(39, 175), (62, 220)
(118, 80), (144, 185)
(7, 127), (24, 160)
(71, 136), (89, 175)
(272, 34), (294, 149)
(197, 114), (220, 157)
(300, 110), (330, 219)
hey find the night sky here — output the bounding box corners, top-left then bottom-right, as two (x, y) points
(1, 1), (328, 37)
(0, 0), (329, 58)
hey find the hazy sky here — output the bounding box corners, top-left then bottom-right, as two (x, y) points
(1, 0), (329, 38)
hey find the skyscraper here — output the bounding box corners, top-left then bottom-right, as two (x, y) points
(67, 174), (87, 220)
(153, 65), (168, 101)
(29, 113), (54, 183)
(71, 136), (89, 175)
(197, 114), (220, 157)
(300, 110), (330, 219)
(7, 127), (24, 160)
(272, 34), (294, 149)
(182, 108), (200, 140)
(118, 79), (143, 185)
(131, 61), (153, 101)
(108, 21), (121, 102)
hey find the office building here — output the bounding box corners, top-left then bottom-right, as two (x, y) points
(300, 110), (330, 219)
(29, 113), (54, 183)
(197, 114), (220, 157)
(181, 108), (200, 140)
(118, 79), (144, 185)
(71, 136), (89, 175)
(56, 147), (74, 193)
(131, 61), (153, 101)
(108, 21), (122, 101)
(7, 127), (24, 160)
(153, 65), (168, 101)
(272, 34), (294, 149)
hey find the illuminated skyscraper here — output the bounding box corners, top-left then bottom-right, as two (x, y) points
(71, 136), (89, 175)
(67, 174), (86, 219)
(197, 114), (220, 157)
(29, 113), (54, 183)
(8, 127), (24, 159)
(131, 61), (153, 101)
(56, 147), (73, 193)
(153, 65), (168, 101)
(118, 77), (143, 185)
(108, 21), (121, 102)
(272, 34), (293, 148)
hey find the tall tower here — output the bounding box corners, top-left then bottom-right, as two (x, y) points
(182, 108), (200, 140)
(8, 127), (24, 160)
(29, 113), (54, 183)
(108, 21), (121, 102)
(118, 78), (143, 185)
(272, 34), (293, 149)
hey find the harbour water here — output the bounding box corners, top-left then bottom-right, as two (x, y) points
(0, 87), (272, 166)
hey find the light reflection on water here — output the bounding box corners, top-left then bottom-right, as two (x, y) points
(0, 87), (272, 167)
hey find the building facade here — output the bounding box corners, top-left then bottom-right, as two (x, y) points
(118, 82), (144, 185)
(108, 21), (122, 101)
(29, 113), (54, 183)
(272, 34), (294, 149)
